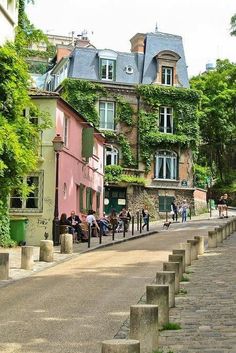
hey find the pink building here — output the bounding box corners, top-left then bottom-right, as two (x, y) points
(56, 98), (105, 220)
(9, 89), (104, 245)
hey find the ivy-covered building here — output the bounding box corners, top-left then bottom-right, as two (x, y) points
(46, 31), (200, 218)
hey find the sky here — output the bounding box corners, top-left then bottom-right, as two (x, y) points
(27, 0), (236, 77)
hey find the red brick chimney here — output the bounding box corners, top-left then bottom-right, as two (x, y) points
(130, 33), (145, 53)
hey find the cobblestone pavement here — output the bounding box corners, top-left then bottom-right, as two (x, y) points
(158, 232), (236, 353)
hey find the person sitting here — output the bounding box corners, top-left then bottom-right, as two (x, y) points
(109, 209), (118, 231)
(59, 213), (74, 240)
(67, 210), (83, 242)
(99, 213), (111, 236)
(86, 210), (100, 237)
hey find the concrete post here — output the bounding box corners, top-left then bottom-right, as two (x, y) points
(215, 227), (223, 245)
(172, 249), (186, 272)
(146, 285), (169, 327)
(0, 253), (9, 280)
(179, 242), (191, 266)
(194, 236), (205, 255)
(39, 240), (54, 262)
(187, 239), (198, 260)
(168, 254), (184, 280)
(230, 220), (234, 234)
(233, 219), (236, 231)
(163, 262), (180, 293)
(101, 340), (140, 353)
(60, 233), (73, 254)
(21, 246), (34, 270)
(208, 230), (217, 248)
(130, 304), (159, 353)
(156, 271), (175, 308)
(226, 222), (231, 237)
(222, 224), (227, 240)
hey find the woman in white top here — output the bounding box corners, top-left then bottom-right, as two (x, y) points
(86, 210), (100, 236)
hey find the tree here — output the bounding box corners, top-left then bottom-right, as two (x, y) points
(190, 59), (236, 183)
(0, 1), (50, 247)
(230, 14), (236, 36)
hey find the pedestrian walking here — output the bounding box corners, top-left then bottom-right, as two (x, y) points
(180, 199), (188, 222)
(142, 208), (149, 229)
(170, 200), (178, 222)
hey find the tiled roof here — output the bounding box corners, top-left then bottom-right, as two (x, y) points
(29, 87), (59, 97)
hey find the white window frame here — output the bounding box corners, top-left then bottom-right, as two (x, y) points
(105, 146), (119, 166)
(100, 59), (115, 81)
(155, 151), (177, 180)
(161, 66), (173, 86)
(63, 114), (69, 147)
(9, 172), (44, 213)
(159, 106), (173, 133)
(99, 101), (115, 130)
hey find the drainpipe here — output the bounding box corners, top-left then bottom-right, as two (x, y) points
(136, 95), (140, 169)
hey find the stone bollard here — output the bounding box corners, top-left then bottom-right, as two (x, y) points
(146, 285), (169, 327)
(172, 249), (186, 272)
(60, 233), (73, 254)
(156, 271), (175, 308)
(21, 246), (34, 270)
(215, 227), (223, 245)
(187, 239), (198, 260)
(194, 236), (205, 255)
(221, 224), (227, 240)
(226, 222), (231, 237)
(101, 339), (140, 353)
(179, 242), (191, 266)
(208, 230), (217, 248)
(168, 254), (184, 280)
(233, 218), (236, 231)
(230, 220), (234, 234)
(163, 262), (180, 293)
(0, 253), (9, 280)
(39, 240), (54, 262)
(130, 304), (159, 353)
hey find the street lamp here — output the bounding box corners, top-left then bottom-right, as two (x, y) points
(52, 134), (64, 245)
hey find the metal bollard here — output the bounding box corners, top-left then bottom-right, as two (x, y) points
(136, 212), (139, 231)
(131, 216), (134, 236)
(99, 225), (102, 244)
(88, 224), (91, 248)
(139, 215), (142, 234)
(112, 223), (115, 241)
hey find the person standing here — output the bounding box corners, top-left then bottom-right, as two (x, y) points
(217, 196), (224, 218)
(170, 200), (178, 222)
(222, 193), (229, 218)
(180, 200), (188, 223)
(142, 208), (149, 230)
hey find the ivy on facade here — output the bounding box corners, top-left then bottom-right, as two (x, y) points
(105, 165), (145, 185)
(136, 85), (200, 171)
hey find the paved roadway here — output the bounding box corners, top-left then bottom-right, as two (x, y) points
(0, 218), (233, 353)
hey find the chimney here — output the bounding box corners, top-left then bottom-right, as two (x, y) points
(56, 46), (72, 63)
(130, 33), (145, 53)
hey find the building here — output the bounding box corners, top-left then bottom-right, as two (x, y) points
(0, 0), (18, 45)
(46, 31), (200, 218)
(9, 89), (105, 245)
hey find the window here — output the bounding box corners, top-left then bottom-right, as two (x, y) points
(86, 187), (93, 211)
(79, 184), (85, 212)
(161, 66), (173, 86)
(105, 146), (119, 165)
(63, 115), (69, 147)
(159, 196), (175, 212)
(99, 101), (115, 130)
(100, 59), (115, 81)
(155, 151), (177, 180)
(159, 107), (173, 133)
(96, 192), (101, 213)
(10, 173), (43, 212)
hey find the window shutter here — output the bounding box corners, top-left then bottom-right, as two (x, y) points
(82, 127), (94, 158)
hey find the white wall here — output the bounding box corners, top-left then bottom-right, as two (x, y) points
(0, 0), (18, 45)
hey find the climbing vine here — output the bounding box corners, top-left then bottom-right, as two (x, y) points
(136, 85), (199, 171)
(61, 78), (106, 127)
(115, 96), (134, 126)
(117, 134), (136, 168)
(105, 165), (145, 185)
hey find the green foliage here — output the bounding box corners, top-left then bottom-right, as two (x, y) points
(136, 85), (199, 171)
(61, 79), (106, 127)
(160, 322), (181, 331)
(190, 59), (236, 182)
(181, 276), (189, 282)
(194, 164), (211, 189)
(116, 96), (134, 126)
(178, 288), (188, 295)
(105, 165), (146, 185)
(0, 40), (50, 246)
(99, 129), (117, 139)
(118, 134), (136, 168)
(230, 14), (236, 36)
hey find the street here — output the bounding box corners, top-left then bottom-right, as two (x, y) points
(0, 217), (233, 353)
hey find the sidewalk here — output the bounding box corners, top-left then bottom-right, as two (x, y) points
(0, 209), (231, 287)
(159, 231), (236, 353)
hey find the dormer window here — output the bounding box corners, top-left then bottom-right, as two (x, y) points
(98, 50), (118, 82)
(154, 50), (181, 86)
(161, 67), (173, 86)
(101, 59), (115, 81)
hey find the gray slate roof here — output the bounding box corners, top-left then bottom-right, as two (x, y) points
(68, 31), (189, 88)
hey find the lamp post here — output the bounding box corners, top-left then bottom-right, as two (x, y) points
(52, 134), (64, 245)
